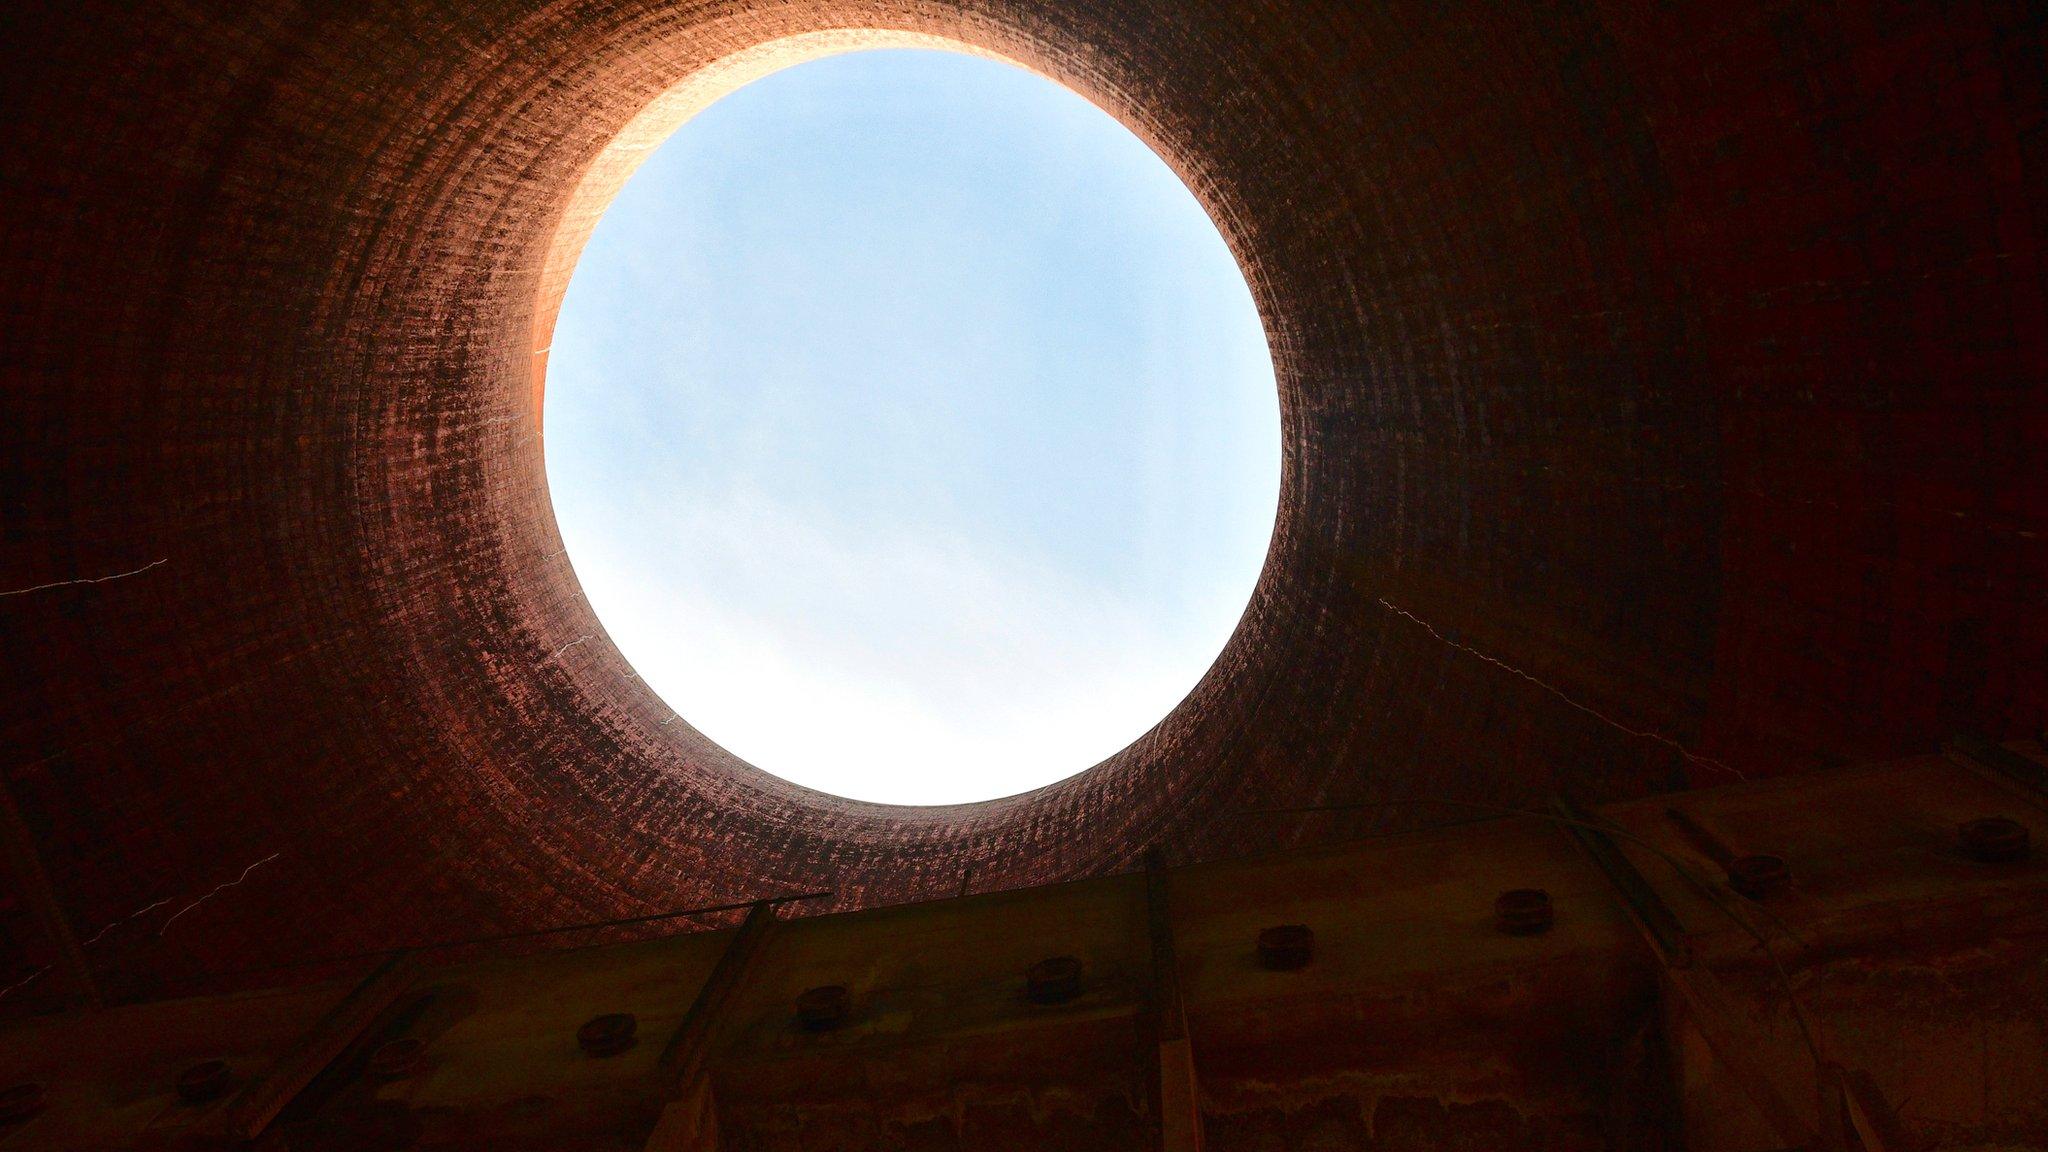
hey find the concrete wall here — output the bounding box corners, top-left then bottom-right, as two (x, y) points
(2, 0), (2043, 1003)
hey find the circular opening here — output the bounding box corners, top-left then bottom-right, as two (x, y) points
(544, 49), (1278, 806)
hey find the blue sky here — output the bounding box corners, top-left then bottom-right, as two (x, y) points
(545, 49), (1277, 805)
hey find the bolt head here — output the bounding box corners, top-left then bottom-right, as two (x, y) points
(1026, 956), (1084, 1004)
(1727, 853), (1791, 898)
(796, 984), (851, 1031)
(1959, 817), (2030, 862)
(1256, 924), (1315, 970)
(576, 1013), (637, 1056)
(176, 1060), (231, 1104)
(1495, 888), (1554, 934)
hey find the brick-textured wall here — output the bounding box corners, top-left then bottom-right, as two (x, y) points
(0, 0), (2042, 1001)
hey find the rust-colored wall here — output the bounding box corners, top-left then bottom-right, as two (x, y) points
(1, 0), (2043, 1001)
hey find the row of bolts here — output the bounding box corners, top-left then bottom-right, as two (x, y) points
(0, 813), (2029, 1124)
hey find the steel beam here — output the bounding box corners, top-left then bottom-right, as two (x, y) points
(0, 778), (98, 1010)
(1945, 733), (2048, 799)
(211, 950), (418, 1141)
(1554, 797), (1817, 1149)
(1145, 850), (1202, 1152)
(645, 900), (780, 1152)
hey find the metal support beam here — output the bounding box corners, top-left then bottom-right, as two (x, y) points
(645, 900), (780, 1152)
(1945, 733), (2048, 799)
(1553, 798), (1817, 1150)
(0, 777), (99, 1010)
(1554, 797), (1694, 966)
(1819, 1064), (1906, 1152)
(1664, 807), (1739, 868)
(645, 1075), (720, 1152)
(657, 899), (778, 1085)
(1145, 850), (1202, 1152)
(211, 950), (418, 1141)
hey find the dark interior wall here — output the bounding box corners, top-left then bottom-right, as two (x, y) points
(1, 0), (2042, 1000)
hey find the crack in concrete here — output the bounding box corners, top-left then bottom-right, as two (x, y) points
(0, 558), (168, 598)
(158, 854), (282, 937)
(0, 967), (49, 1002)
(1377, 597), (1743, 780)
(83, 898), (172, 945)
